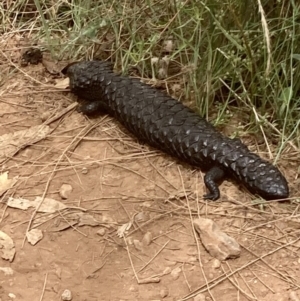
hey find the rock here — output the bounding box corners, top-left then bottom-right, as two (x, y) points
(142, 232), (152, 246)
(193, 218), (240, 261)
(59, 184), (73, 199)
(61, 289), (72, 301)
(97, 228), (106, 236)
(171, 266), (181, 280)
(26, 229), (43, 245)
(81, 167), (88, 174)
(8, 293), (16, 299)
(211, 258), (221, 269)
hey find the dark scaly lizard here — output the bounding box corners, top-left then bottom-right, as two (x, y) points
(63, 60), (289, 201)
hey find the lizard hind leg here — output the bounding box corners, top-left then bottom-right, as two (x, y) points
(203, 166), (225, 201)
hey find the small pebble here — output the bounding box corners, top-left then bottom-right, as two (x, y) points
(97, 228), (106, 236)
(188, 256), (197, 263)
(159, 287), (169, 298)
(59, 184), (73, 199)
(61, 289), (72, 301)
(142, 232), (152, 246)
(163, 39), (174, 52)
(81, 167), (88, 174)
(8, 293), (16, 299)
(171, 267), (181, 280)
(41, 111), (52, 122)
(211, 258), (221, 269)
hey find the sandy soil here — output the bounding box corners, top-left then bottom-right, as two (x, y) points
(0, 35), (300, 301)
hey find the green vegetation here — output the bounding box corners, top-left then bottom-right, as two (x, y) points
(1, 0), (299, 154)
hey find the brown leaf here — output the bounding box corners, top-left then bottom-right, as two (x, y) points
(0, 125), (51, 163)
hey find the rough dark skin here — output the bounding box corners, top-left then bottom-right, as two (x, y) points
(64, 60), (289, 201)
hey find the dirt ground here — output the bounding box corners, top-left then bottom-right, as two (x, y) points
(0, 35), (300, 301)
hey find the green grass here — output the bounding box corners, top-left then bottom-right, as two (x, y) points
(1, 0), (299, 155)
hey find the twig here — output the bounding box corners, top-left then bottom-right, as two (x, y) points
(43, 102), (77, 125)
(123, 236), (140, 284)
(145, 155), (178, 189)
(57, 210), (87, 237)
(39, 272), (48, 301)
(257, 0), (271, 76)
(182, 264), (192, 292)
(223, 263), (258, 300)
(240, 242), (299, 287)
(22, 115), (94, 247)
(137, 240), (170, 273)
(178, 167), (215, 301)
(249, 268), (275, 294)
(180, 236), (300, 300)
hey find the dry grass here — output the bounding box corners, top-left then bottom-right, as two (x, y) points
(1, 0), (300, 152)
